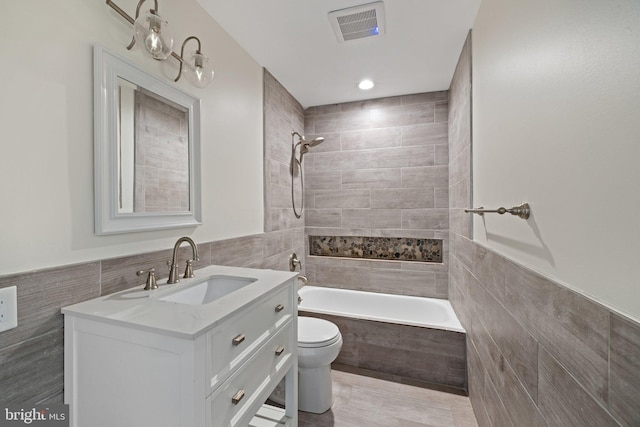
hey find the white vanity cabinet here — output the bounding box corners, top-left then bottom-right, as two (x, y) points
(62, 266), (298, 427)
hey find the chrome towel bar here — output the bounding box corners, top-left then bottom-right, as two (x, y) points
(465, 203), (531, 220)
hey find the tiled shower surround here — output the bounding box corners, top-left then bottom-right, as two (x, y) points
(303, 91), (450, 299)
(263, 70), (306, 241)
(448, 32), (640, 426)
(309, 235), (443, 263)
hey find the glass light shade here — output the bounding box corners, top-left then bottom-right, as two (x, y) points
(182, 52), (214, 88)
(134, 9), (174, 60)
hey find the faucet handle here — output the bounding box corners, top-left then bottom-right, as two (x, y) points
(183, 259), (195, 279)
(137, 268), (158, 290)
(289, 253), (302, 272)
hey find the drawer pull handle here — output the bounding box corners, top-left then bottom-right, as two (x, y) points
(275, 304), (285, 312)
(275, 345), (285, 356)
(232, 334), (245, 346)
(231, 389), (245, 405)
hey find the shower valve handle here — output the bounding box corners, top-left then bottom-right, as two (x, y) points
(289, 253), (302, 272)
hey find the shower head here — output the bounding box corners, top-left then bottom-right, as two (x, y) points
(292, 131), (324, 147)
(305, 136), (325, 147)
(300, 136), (325, 155)
(292, 132), (325, 156)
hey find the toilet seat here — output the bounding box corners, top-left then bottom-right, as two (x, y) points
(298, 317), (341, 348)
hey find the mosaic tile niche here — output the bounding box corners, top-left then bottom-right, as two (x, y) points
(309, 236), (443, 263)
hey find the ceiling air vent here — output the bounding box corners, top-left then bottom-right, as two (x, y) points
(329, 1), (386, 43)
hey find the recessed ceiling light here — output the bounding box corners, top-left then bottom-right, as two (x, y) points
(358, 79), (374, 90)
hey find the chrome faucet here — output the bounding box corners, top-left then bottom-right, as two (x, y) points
(167, 237), (199, 284)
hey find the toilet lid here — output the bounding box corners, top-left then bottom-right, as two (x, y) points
(298, 317), (341, 348)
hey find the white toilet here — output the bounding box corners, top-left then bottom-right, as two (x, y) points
(270, 316), (343, 414)
(297, 316), (343, 413)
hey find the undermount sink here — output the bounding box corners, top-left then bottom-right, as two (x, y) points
(160, 275), (257, 305)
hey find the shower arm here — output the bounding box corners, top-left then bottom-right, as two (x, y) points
(292, 140), (303, 154)
(291, 131), (304, 155)
(290, 139), (303, 175)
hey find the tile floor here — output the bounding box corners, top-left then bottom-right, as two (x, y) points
(298, 369), (478, 427)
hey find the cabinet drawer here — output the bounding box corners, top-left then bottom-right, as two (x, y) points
(206, 285), (292, 393)
(206, 323), (294, 427)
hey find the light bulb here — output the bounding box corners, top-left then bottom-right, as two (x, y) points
(144, 30), (162, 55)
(134, 9), (173, 60)
(183, 52), (214, 88)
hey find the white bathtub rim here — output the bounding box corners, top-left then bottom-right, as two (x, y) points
(298, 286), (466, 333)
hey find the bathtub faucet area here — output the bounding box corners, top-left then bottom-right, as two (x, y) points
(289, 252), (308, 284)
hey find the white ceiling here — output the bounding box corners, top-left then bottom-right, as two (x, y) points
(197, 0), (481, 108)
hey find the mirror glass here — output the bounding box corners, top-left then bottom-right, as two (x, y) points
(94, 45), (201, 234)
(116, 78), (190, 214)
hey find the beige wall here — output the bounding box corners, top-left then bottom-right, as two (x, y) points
(472, 0), (640, 320)
(0, 0), (264, 275)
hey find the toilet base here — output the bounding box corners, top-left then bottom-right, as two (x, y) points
(269, 317), (342, 414)
(298, 365), (333, 414)
(268, 365), (334, 414)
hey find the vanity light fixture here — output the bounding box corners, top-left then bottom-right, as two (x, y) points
(131, 0), (173, 60)
(174, 37), (215, 88)
(106, 0), (214, 88)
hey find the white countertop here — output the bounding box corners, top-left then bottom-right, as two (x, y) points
(62, 265), (298, 339)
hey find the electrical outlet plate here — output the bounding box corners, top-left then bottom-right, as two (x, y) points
(0, 286), (18, 332)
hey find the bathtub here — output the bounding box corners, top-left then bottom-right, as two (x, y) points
(298, 286), (468, 392)
(298, 286), (464, 333)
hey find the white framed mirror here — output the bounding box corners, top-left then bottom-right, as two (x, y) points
(94, 45), (202, 234)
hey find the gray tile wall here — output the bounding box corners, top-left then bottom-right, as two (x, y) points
(301, 311), (467, 392)
(303, 92), (450, 298)
(449, 32), (473, 240)
(264, 70), (305, 235)
(450, 236), (640, 427)
(262, 68), (306, 272)
(448, 31), (640, 427)
(0, 69), (303, 405)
